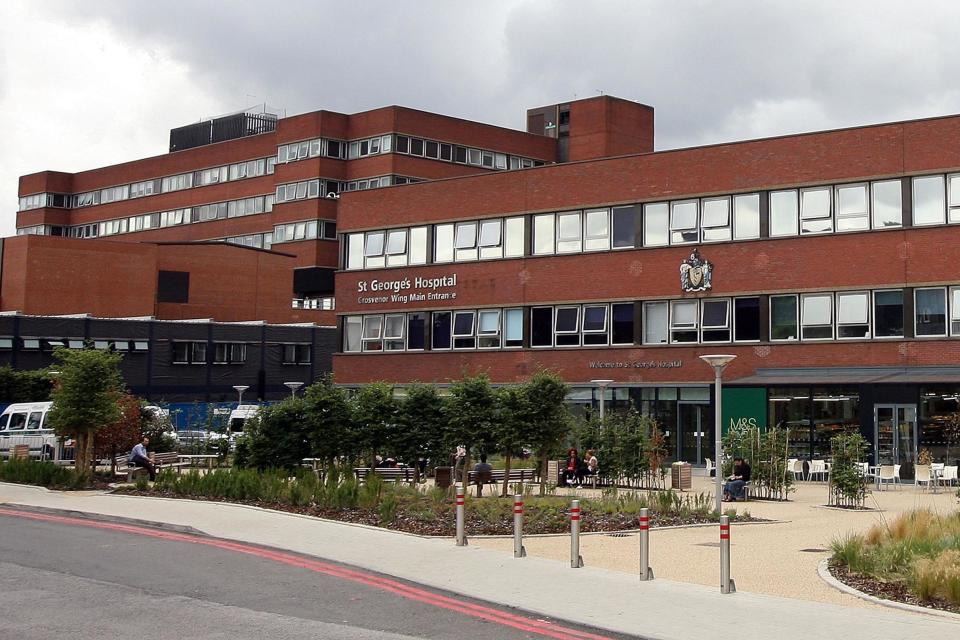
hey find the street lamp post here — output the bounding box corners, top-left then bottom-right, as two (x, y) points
(283, 381), (304, 399)
(699, 355), (737, 515)
(232, 385), (249, 406)
(590, 379), (614, 422)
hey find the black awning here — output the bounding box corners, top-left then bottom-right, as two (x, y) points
(729, 366), (960, 386)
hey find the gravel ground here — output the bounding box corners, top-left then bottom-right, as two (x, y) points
(471, 475), (960, 611)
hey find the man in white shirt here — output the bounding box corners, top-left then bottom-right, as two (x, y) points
(128, 436), (155, 481)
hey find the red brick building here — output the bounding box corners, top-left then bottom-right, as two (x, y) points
(335, 97), (960, 473)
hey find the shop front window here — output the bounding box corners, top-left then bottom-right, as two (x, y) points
(811, 387), (860, 458)
(770, 387), (812, 459)
(920, 386), (960, 464)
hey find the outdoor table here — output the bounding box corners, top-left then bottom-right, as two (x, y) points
(302, 458), (323, 470)
(177, 454), (219, 470)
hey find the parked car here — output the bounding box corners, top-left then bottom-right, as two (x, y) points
(0, 401), (73, 462)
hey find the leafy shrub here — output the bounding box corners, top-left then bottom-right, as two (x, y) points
(0, 457), (83, 488)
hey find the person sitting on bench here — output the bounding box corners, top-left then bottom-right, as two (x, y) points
(723, 457), (751, 502)
(473, 453), (493, 496)
(129, 436), (156, 481)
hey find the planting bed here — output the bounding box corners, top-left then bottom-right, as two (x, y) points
(829, 562), (960, 614)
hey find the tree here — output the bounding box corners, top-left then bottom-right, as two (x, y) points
(520, 371), (571, 495)
(0, 366), (52, 403)
(46, 348), (124, 480)
(303, 375), (354, 464)
(446, 373), (498, 486)
(351, 382), (401, 467)
(94, 393), (145, 474)
(494, 385), (530, 496)
(244, 397), (311, 469)
(396, 383), (447, 483)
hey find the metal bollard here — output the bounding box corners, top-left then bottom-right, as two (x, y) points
(455, 483), (467, 546)
(720, 515), (735, 593)
(513, 494), (526, 558)
(570, 499), (584, 568)
(639, 507), (654, 580)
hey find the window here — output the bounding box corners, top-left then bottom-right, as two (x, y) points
(612, 206), (636, 248)
(362, 315), (383, 351)
(949, 174), (960, 223)
(434, 224), (454, 263)
(733, 194), (760, 240)
(770, 190), (799, 237)
(406, 313), (427, 350)
(199, 166), (228, 186)
(432, 312), (452, 349)
(531, 307), (553, 347)
(452, 311), (476, 349)
(915, 287), (947, 337)
(161, 173), (193, 193)
(454, 222), (478, 261)
(172, 341), (206, 364)
(214, 343), (246, 364)
(477, 309), (501, 348)
(733, 297), (761, 342)
(701, 299), (730, 342)
(643, 301), (668, 345)
(670, 200), (698, 244)
(801, 294), (833, 340)
(346, 233), (364, 270)
(478, 219), (502, 259)
(554, 306), (580, 346)
(556, 212), (582, 253)
(504, 308), (523, 348)
(344, 317), (362, 352)
(771, 295), (798, 341)
(835, 184), (869, 232)
(701, 197), (731, 242)
(913, 175), (945, 226)
(951, 287), (960, 336)
(872, 180), (902, 228)
(504, 217), (525, 257)
(129, 180), (156, 199)
(365, 231), (385, 269)
(282, 344), (312, 364)
(385, 230), (407, 267)
(800, 187), (832, 234)
(670, 300), (698, 343)
(873, 290), (904, 338)
(611, 303), (634, 345)
(836, 292), (870, 339)
(584, 209), (610, 251)
(582, 305), (608, 345)
(643, 203), (668, 247)
(533, 214), (555, 255)
(409, 226), (428, 265)
(383, 314), (405, 351)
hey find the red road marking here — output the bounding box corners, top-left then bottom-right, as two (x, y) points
(0, 507), (611, 640)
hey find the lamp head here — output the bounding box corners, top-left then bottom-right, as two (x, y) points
(699, 354), (737, 373)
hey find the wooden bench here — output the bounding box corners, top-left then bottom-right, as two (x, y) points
(354, 467), (418, 483)
(467, 468), (539, 495)
(114, 451), (190, 481)
(11, 444), (30, 460)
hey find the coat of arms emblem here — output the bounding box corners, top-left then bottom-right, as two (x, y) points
(680, 249), (713, 292)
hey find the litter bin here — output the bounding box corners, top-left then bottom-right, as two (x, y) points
(671, 462), (692, 491)
(435, 466), (453, 489)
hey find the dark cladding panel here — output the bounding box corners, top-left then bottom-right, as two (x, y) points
(157, 270), (190, 304)
(19, 316), (86, 338)
(293, 267), (335, 296)
(152, 322), (209, 341)
(89, 319), (151, 340)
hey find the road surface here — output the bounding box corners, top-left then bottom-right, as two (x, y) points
(0, 506), (633, 640)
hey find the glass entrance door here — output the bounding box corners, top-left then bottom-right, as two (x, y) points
(875, 404), (917, 479)
(678, 402), (711, 464)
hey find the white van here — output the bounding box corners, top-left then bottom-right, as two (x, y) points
(0, 402), (72, 462)
(228, 404), (260, 437)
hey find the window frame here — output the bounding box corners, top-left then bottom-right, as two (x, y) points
(915, 286), (948, 338)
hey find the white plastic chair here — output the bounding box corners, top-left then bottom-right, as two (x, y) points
(893, 464), (902, 488)
(808, 459), (827, 481)
(877, 465), (896, 491)
(704, 457), (714, 477)
(791, 459), (805, 481)
(915, 464), (933, 491)
(856, 462), (869, 478)
(942, 465), (959, 486)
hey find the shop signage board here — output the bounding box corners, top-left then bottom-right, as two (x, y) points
(721, 387), (767, 435)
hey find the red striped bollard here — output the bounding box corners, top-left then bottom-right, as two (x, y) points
(455, 483), (467, 546)
(639, 507), (654, 580)
(720, 514), (735, 593)
(513, 494), (526, 558)
(570, 498), (584, 568)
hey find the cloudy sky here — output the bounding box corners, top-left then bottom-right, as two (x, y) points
(3, 1), (960, 236)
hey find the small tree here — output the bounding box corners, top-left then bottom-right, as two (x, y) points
(521, 371), (571, 495)
(245, 397), (311, 470)
(46, 348), (124, 480)
(828, 432), (869, 508)
(494, 385), (530, 496)
(351, 382), (401, 467)
(397, 383), (447, 483)
(304, 375), (354, 465)
(446, 373), (498, 486)
(0, 366), (53, 403)
(94, 393), (145, 474)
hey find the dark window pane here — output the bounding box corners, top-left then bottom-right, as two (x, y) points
(771, 296), (798, 340)
(407, 313), (426, 350)
(455, 146), (467, 163)
(583, 306), (606, 332)
(395, 136), (409, 153)
(453, 312), (475, 336)
(612, 206), (636, 248)
(410, 138), (424, 156)
(874, 290), (903, 338)
(432, 312), (451, 349)
(611, 303), (634, 344)
(734, 298), (760, 341)
(916, 289), (946, 336)
(531, 307), (553, 347)
(555, 308), (578, 333)
(440, 144), (452, 161)
(425, 140), (439, 158)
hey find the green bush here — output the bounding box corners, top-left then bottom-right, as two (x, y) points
(0, 457), (83, 488)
